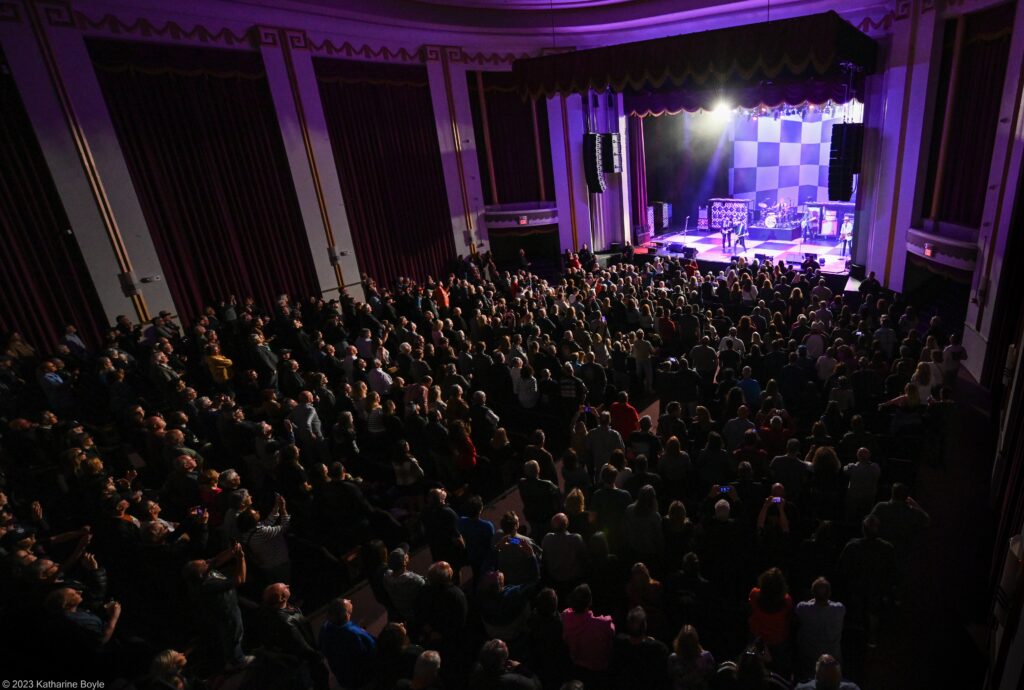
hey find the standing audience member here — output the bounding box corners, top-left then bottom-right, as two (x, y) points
(794, 578), (845, 680)
(319, 598), (376, 690)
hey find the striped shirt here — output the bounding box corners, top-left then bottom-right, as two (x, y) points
(243, 512), (291, 568)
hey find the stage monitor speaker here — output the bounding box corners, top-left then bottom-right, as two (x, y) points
(730, 255), (741, 263)
(609, 242), (623, 253)
(583, 133), (607, 193)
(600, 133), (622, 173)
(849, 262), (866, 280)
(804, 253), (819, 262)
(829, 123), (864, 202)
(682, 247), (698, 259)
(755, 253), (772, 264)
(667, 243), (685, 253)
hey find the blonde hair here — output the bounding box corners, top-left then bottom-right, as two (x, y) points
(149, 649), (184, 679)
(565, 487), (586, 514)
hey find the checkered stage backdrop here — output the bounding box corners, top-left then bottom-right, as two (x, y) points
(730, 114), (837, 209)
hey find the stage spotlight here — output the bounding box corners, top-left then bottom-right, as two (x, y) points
(712, 100), (732, 121)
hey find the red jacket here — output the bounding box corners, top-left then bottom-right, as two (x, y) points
(609, 402), (640, 439)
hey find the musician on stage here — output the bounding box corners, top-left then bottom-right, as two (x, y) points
(721, 222), (733, 249)
(734, 217), (748, 251)
(801, 213), (813, 243)
(840, 216), (854, 256)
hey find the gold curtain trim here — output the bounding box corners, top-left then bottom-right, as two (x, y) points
(965, 26), (1013, 45)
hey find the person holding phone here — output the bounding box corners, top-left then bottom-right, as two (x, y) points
(495, 512), (541, 586)
(183, 544), (253, 671)
(236, 493), (291, 588)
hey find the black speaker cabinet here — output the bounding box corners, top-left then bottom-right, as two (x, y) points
(601, 133), (622, 173)
(829, 123), (864, 202)
(583, 133), (606, 193)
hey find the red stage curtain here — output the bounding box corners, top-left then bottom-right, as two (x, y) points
(935, 3), (1013, 227)
(628, 114), (648, 242)
(0, 50), (107, 352)
(315, 59), (457, 285)
(89, 41), (319, 327)
(467, 71), (554, 205)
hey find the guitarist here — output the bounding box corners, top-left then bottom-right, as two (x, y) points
(734, 217), (748, 252)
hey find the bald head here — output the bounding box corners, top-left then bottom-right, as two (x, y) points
(326, 597), (353, 624)
(262, 583), (290, 608)
(551, 513), (569, 531)
(524, 460), (540, 479)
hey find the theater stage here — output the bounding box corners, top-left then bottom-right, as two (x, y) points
(642, 228), (850, 275)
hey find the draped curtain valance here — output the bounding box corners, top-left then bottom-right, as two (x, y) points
(623, 77), (862, 116)
(513, 11), (877, 103)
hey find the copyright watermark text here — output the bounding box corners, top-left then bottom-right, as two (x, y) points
(1, 682), (105, 689)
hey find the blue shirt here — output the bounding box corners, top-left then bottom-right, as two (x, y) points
(319, 619), (376, 688)
(737, 377), (763, 408)
(458, 516), (495, 569)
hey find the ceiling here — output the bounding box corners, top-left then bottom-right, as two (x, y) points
(248, 0), (739, 33)
(407, 0), (642, 9)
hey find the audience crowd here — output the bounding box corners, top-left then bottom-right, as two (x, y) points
(0, 248), (960, 690)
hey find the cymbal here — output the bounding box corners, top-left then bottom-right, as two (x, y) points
(758, 203), (768, 208)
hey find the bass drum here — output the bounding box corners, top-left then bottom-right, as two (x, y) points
(764, 212), (778, 229)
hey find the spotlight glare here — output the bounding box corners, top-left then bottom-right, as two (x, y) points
(712, 100), (732, 122)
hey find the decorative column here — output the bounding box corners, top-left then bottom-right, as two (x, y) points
(962, 0), (1024, 378)
(859, 0), (942, 292)
(422, 45), (486, 255)
(0, 0), (176, 323)
(257, 27), (363, 298)
(547, 92), (592, 253)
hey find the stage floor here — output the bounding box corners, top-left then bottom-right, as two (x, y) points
(648, 229), (850, 275)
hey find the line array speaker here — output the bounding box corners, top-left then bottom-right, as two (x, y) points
(583, 132), (607, 193)
(828, 123), (864, 202)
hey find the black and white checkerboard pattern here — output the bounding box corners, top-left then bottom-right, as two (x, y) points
(730, 114), (836, 208)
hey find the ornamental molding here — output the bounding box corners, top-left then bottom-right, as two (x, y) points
(62, 7), (529, 66)
(73, 10), (257, 46)
(307, 37), (422, 62)
(851, 8), (899, 35)
(906, 227), (979, 270)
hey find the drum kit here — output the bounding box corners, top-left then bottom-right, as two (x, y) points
(757, 199), (796, 228)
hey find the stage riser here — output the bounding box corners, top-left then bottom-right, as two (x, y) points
(748, 226), (801, 241)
